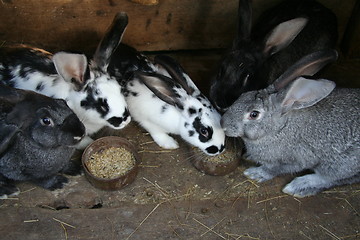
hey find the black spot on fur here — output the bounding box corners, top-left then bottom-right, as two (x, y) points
(206, 146), (219, 154)
(36, 82), (44, 91)
(175, 103), (184, 111)
(188, 130), (195, 137)
(184, 122), (189, 127)
(193, 117), (213, 143)
(80, 90), (109, 117)
(107, 108), (130, 127)
(161, 105), (168, 113)
(1, 47), (57, 78)
(131, 91), (138, 97)
(188, 107), (197, 115)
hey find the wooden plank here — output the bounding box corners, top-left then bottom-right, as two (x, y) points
(0, 0), (357, 53)
(340, 0), (360, 58)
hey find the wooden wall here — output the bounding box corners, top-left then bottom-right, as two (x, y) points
(0, 0), (358, 57)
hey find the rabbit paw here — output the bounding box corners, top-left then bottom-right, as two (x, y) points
(75, 136), (94, 150)
(62, 160), (83, 176)
(34, 175), (69, 190)
(282, 174), (327, 197)
(0, 184), (20, 199)
(152, 133), (179, 149)
(243, 166), (275, 182)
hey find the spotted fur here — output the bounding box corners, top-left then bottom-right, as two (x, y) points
(110, 53), (225, 156)
(0, 13), (130, 148)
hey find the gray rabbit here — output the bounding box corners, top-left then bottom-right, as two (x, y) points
(0, 84), (85, 199)
(221, 49), (360, 197)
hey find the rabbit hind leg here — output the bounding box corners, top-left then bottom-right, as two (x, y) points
(282, 173), (331, 197)
(0, 175), (20, 199)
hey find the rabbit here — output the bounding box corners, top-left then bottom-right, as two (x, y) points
(221, 49), (360, 197)
(122, 54), (226, 155)
(0, 83), (86, 199)
(0, 12), (131, 149)
(209, 0), (338, 112)
(101, 14), (225, 155)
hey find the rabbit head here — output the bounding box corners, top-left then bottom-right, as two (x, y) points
(52, 13), (131, 134)
(221, 49), (338, 140)
(0, 84), (85, 150)
(0, 84), (86, 196)
(210, 0), (311, 112)
(134, 55), (225, 155)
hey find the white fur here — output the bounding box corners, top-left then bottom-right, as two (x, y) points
(126, 72), (225, 156)
(8, 64), (129, 148)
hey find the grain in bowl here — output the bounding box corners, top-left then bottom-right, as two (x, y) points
(82, 136), (139, 190)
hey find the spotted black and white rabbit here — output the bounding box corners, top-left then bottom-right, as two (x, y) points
(221, 49), (360, 197)
(210, 0), (338, 112)
(0, 83), (86, 199)
(0, 12), (131, 148)
(102, 13), (225, 155)
(123, 55), (225, 155)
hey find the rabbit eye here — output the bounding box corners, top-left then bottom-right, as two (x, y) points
(249, 111), (260, 120)
(200, 127), (209, 138)
(40, 117), (54, 126)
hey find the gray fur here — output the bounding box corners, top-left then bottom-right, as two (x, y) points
(221, 51), (359, 197)
(0, 84), (85, 199)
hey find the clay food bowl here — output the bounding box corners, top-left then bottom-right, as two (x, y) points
(82, 136), (139, 190)
(189, 138), (242, 176)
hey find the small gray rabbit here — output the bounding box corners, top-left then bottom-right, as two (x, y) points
(221, 49), (360, 197)
(0, 84), (86, 199)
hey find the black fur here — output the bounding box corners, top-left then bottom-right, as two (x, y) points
(107, 108), (130, 127)
(193, 117), (213, 143)
(209, 0), (338, 111)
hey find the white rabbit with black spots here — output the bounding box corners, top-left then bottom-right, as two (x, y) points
(123, 55), (226, 155)
(222, 49), (360, 197)
(102, 13), (223, 155)
(0, 13), (131, 148)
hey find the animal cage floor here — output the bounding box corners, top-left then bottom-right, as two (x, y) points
(1, 51), (359, 240)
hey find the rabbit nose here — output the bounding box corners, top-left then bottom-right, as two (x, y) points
(62, 114), (86, 138)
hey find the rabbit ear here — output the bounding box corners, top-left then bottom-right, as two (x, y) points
(0, 86), (25, 154)
(232, 0), (252, 48)
(0, 84), (26, 104)
(279, 77), (335, 113)
(92, 12), (128, 72)
(53, 52), (88, 91)
(263, 17), (308, 56)
(154, 55), (198, 95)
(136, 71), (185, 110)
(0, 123), (20, 155)
(271, 49), (338, 91)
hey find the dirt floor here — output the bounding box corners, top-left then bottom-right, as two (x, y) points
(0, 51), (359, 240)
